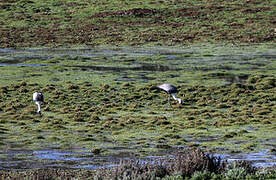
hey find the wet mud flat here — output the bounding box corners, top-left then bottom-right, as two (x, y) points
(0, 45), (275, 171)
(0, 147), (275, 171)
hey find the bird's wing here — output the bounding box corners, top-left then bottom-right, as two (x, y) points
(156, 84), (169, 90)
(157, 84), (178, 94)
(156, 84), (169, 93)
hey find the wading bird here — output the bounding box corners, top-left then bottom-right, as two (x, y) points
(33, 92), (44, 116)
(156, 83), (182, 105)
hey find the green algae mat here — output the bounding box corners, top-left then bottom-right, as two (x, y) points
(0, 45), (275, 163)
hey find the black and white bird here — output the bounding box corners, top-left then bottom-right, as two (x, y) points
(155, 83), (182, 105)
(33, 92), (44, 115)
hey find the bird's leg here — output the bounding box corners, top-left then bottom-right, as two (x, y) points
(168, 95), (172, 106)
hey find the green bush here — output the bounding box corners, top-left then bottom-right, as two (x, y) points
(190, 170), (212, 180)
(224, 167), (247, 180)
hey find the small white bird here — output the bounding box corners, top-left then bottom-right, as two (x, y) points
(33, 92), (44, 116)
(156, 83), (182, 105)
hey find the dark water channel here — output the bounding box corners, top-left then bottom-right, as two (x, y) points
(0, 46), (275, 170)
(0, 148), (275, 170)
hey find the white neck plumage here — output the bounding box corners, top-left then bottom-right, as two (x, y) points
(171, 93), (182, 104)
(35, 101), (41, 113)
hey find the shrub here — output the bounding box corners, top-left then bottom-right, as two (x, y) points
(190, 170), (212, 180)
(162, 173), (183, 180)
(171, 148), (226, 178)
(224, 161), (256, 180)
(224, 167), (247, 180)
(94, 160), (169, 180)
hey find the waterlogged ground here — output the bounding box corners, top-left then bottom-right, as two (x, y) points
(0, 44), (275, 169)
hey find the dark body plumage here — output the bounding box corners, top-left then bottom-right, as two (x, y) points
(35, 93), (44, 102)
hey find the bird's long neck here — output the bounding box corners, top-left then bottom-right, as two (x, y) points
(171, 93), (182, 104)
(35, 101), (41, 112)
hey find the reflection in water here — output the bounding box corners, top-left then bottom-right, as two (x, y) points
(0, 49), (15, 52)
(0, 148), (275, 170)
(216, 149), (276, 168)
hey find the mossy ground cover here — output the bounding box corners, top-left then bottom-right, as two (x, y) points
(0, 45), (275, 167)
(0, 0), (275, 48)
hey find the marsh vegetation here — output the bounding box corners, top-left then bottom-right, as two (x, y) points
(0, 45), (275, 172)
(0, 0), (275, 178)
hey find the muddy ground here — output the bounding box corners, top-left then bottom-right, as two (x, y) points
(0, 0), (275, 48)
